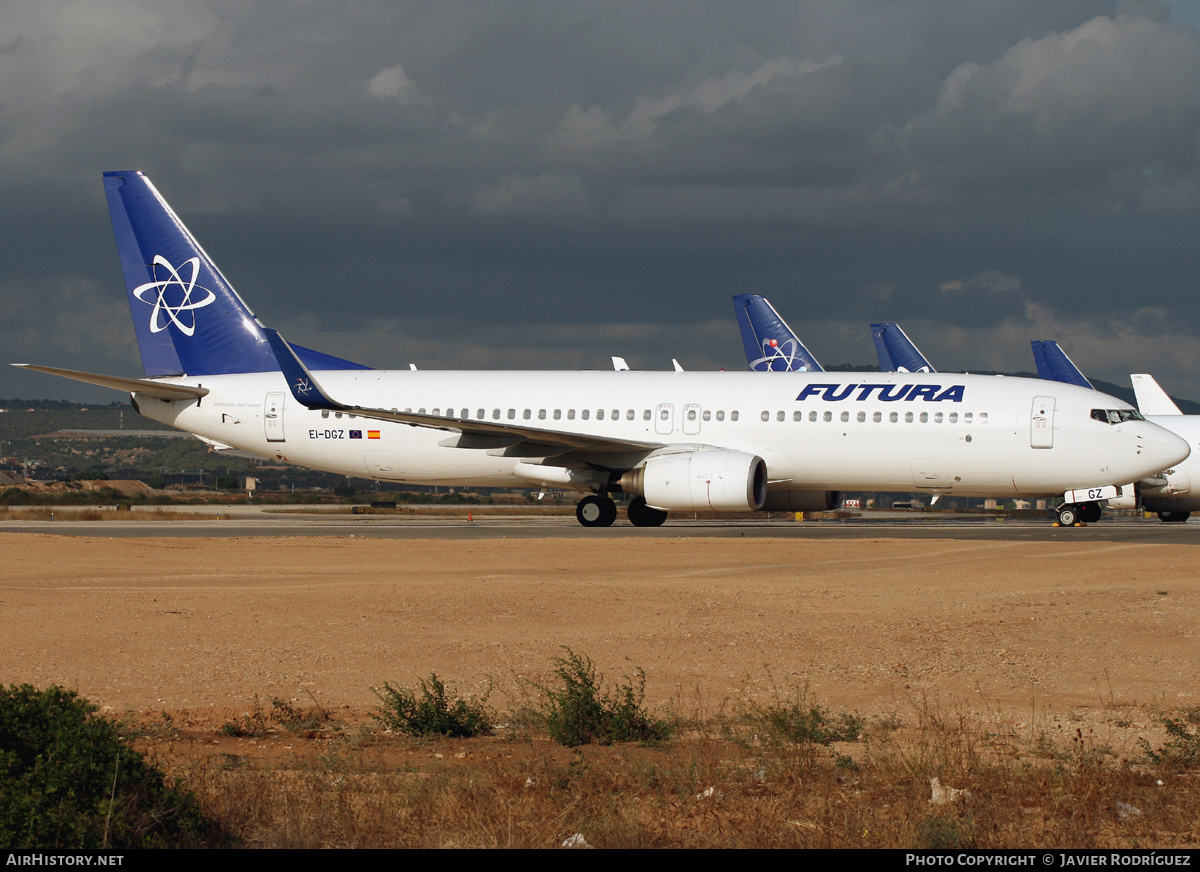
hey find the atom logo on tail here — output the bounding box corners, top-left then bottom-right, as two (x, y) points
(750, 338), (810, 371)
(132, 255), (217, 336)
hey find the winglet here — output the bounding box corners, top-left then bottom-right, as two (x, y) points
(1030, 340), (1093, 390)
(870, 323), (935, 373)
(1130, 373), (1183, 415)
(263, 328), (348, 411)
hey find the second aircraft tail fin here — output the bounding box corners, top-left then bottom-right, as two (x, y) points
(731, 294), (823, 372)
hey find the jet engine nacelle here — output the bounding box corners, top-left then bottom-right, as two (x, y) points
(761, 490), (843, 512)
(618, 450), (767, 512)
(1139, 469), (1191, 497)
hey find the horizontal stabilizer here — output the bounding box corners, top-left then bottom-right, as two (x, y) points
(10, 363), (209, 400)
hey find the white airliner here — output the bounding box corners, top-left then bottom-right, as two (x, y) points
(1129, 374), (1200, 522)
(12, 171), (1191, 527)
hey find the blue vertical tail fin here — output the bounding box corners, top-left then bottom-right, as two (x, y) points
(103, 170), (367, 377)
(1030, 340), (1093, 389)
(731, 294), (823, 372)
(870, 323), (936, 373)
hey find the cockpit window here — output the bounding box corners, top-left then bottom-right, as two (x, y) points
(1091, 408), (1146, 424)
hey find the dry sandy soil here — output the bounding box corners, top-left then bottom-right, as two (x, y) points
(2, 533), (1196, 736)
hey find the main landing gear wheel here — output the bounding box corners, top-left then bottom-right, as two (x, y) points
(576, 495), (617, 527)
(1157, 511), (1191, 523)
(1079, 501), (1102, 523)
(627, 496), (668, 528)
(1056, 504), (1079, 527)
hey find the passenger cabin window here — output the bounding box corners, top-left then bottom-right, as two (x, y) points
(628, 410), (636, 421)
(873, 412), (881, 422)
(702, 411), (711, 421)
(507, 409), (516, 419)
(761, 411), (770, 422)
(823, 411), (832, 422)
(857, 412), (866, 422)
(716, 411), (725, 421)
(582, 410), (590, 420)
(321, 410), (329, 418)
(841, 411), (849, 422)
(730, 411), (739, 421)
(949, 412), (958, 423)
(477, 409), (485, 419)
(568, 410), (575, 420)
(538, 409), (546, 420)
(597, 409), (605, 421)
(554, 409), (561, 420)
(523, 409), (531, 420)
(643, 410), (652, 421)
(492, 409), (501, 419)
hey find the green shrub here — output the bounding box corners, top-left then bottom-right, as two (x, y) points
(530, 649), (673, 747)
(743, 682), (863, 747)
(1140, 706), (1200, 768)
(0, 684), (222, 848)
(372, 674), (493, 738)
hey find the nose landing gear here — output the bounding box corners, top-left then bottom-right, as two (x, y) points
(1056, 501), (1102, 526)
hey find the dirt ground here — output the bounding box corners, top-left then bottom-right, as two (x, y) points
(2, 533), (1197, 736)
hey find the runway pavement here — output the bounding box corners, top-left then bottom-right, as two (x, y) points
(2, 509), (1198, 543)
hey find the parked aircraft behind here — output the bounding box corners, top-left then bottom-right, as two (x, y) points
(1030, 342), (1198, 523)
(871, 323), (936, 374)
(732, 295), (823, 372)
(12, 173), (1191, 527)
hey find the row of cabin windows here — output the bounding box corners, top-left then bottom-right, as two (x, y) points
(335, 407), (745, 422)
(320, 407), (984, 425)
(760, 410), (989, 424)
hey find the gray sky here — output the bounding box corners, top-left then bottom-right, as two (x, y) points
(4, 0), (1200, 402)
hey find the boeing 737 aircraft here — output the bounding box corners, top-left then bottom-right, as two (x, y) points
(12, 172), (1191, 527)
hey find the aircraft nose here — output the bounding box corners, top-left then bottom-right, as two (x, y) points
(1149, 424), (1191, 468)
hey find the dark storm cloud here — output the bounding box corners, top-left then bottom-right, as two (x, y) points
(2, 0), (1199, 402)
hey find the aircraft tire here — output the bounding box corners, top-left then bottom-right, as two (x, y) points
(1080, 501), (1102, 523)
(627, 496), (668, 527)
(1157, 511), (1191, 523)
(577, 495), (617, 527)
(1056, 504), (1079, 527)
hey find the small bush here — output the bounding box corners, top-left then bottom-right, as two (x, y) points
(1140, 706), (1200, 768)
(530, 648), (673, 747)
(743, 682), (863, 747)
(0, 684), (222, 848)
(372, 674), (493, 738)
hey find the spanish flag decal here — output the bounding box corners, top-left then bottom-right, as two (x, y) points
(368, 430), (381, 439)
